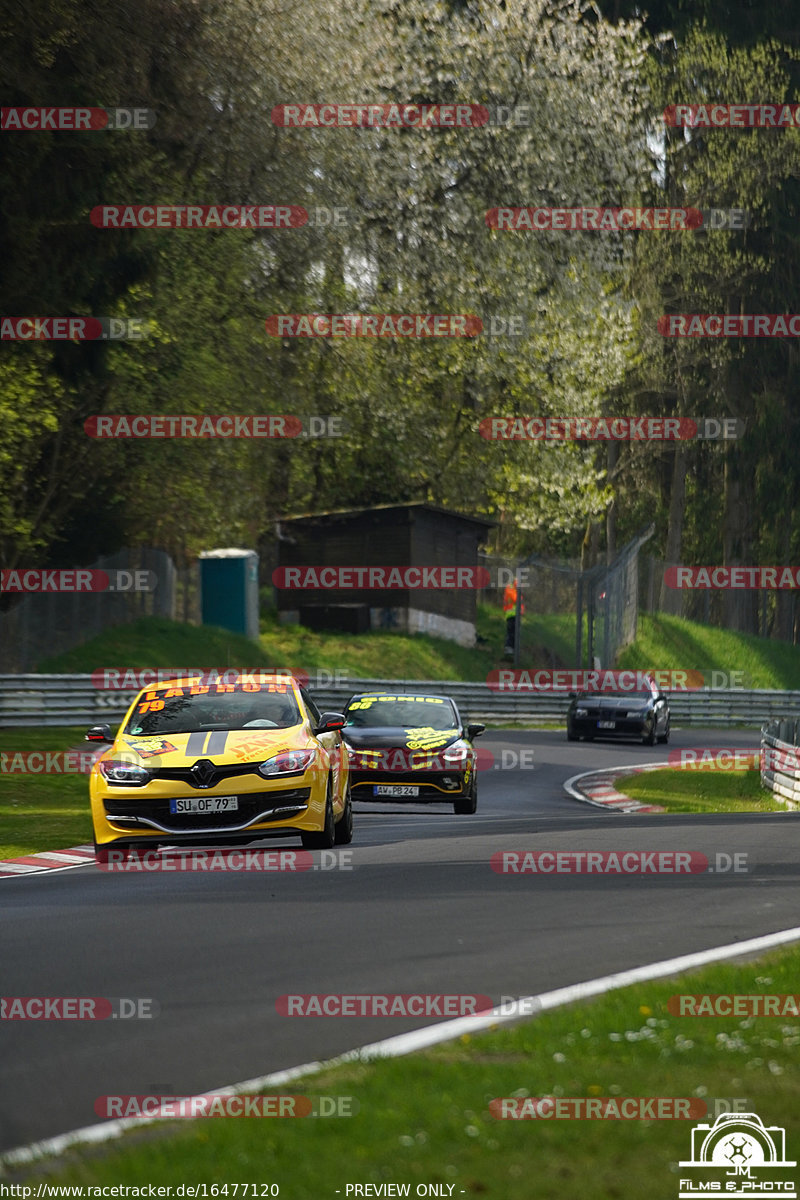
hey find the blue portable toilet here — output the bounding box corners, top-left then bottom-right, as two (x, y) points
(199, 548), (259, 640)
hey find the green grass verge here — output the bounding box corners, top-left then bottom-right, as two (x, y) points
(11, 944), (800, 1197)
(33, 608), (800, 689)
(615, 767), (787, 813)
(34, 607), (576, 681)
(618, 612), (800, 690)
(0, 727), (92, 857)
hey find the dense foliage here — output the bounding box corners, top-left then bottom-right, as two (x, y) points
(2, 0), (799, 633)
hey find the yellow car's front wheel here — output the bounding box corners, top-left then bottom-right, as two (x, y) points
(300, 780), (335, 849)
(334, 787), (353, 845)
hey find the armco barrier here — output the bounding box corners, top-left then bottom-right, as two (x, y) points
(760, 720), (800, 809)
(4, 675), (800, 728)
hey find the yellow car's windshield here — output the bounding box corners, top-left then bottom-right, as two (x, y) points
(125, 683), (302, 736)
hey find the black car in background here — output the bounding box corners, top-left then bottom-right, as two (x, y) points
(341, 692), (485, 814)
(566, 678), (670, 745)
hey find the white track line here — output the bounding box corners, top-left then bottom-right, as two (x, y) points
(4, 923), (800, 1169)
(0, 859), (95, 879)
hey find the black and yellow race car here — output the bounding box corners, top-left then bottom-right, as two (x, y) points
(341, 692), (484, 814)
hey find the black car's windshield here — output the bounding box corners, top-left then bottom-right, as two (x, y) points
(577, 686), (654, 701)
(124, 682), (302, 736)
(344, 695), (458, 730)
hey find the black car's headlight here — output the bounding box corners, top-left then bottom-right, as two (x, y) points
(98, 760), (151, 787)
(574, 707), (589, 717)
(440, 741), (470, 765)
(259, 749), (316, 777)
(626, 708), (649, 719)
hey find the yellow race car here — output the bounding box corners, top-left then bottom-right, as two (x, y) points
(87, 674), (352, 862)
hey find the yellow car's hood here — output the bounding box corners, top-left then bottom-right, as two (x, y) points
(111, 727), (309, 766)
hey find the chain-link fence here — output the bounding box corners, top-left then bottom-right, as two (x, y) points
(480, 525), (654, 669)
(0, 548), (189, 672)
(479, 551), (576, 665)
(583, 525), (654, 669)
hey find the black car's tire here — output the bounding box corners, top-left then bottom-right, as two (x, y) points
(454, 776), (478, 814)
(334, 787), (354, 845)
(567, 725), (579, 742)
(657, 719), (670, 745)
(643, 718), (657, 746)
(301, 783), (336, 850)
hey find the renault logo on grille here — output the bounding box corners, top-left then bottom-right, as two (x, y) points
(190, 759), (217, 788)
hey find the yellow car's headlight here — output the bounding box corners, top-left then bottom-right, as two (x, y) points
(258, 749), (316, 777)
(98, 759), (151, 786)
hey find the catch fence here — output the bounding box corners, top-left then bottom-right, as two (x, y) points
(480, 524), (654, 669)
(0, 548), (194, 672)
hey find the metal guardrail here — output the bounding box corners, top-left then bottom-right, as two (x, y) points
(5, 675), (800, 728)
(760, 720), (800, 809)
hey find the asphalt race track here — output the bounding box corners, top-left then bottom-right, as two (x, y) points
(2, 726), (797, 1156)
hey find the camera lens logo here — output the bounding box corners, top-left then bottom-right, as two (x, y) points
(724, 1137), (751, 1169)
(678, 1112), (796, 1197)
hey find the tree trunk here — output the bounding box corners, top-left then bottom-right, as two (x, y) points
(659, 442), (687, 615)
(606, 440), (618, 563)
(775, 520), (794, 641)
(722, 444), (756, 633)
(581, 518), (601, 571)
